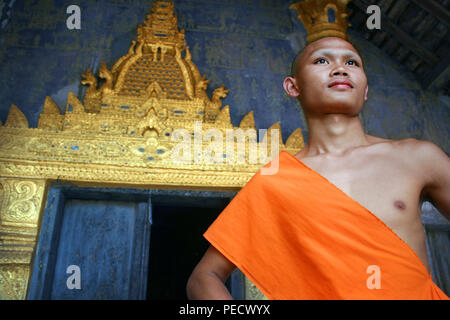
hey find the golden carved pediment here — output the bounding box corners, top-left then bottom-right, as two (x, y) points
(1, 0), (303, 186)
(0, 0), (305, 301)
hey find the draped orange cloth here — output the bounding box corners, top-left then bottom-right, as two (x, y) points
(204, 150), (449, 300)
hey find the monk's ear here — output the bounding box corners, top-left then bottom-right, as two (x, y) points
(283, 76), (301, 98)
(364, 85), (369, 101)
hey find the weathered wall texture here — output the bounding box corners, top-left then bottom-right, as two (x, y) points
(0, 0), (448, 154)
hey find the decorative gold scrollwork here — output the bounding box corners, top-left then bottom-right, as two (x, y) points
(0, 1), (306, 300)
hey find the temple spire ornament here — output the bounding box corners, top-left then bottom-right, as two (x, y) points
(2, 0), (305, 189)
(290, 0), (351, 42)
(0, 1), (305, 300)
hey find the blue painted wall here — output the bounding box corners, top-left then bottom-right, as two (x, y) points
(0, 0), (448, 154)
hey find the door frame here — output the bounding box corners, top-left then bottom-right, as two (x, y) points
(27, 181), (243, 299)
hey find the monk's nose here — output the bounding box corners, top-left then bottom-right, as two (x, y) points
(332, 68), (348, 76)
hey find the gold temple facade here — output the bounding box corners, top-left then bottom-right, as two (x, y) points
(0, 1), (303, 299)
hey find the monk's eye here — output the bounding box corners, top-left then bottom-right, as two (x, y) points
(347, 60), (359, 66)
(314, 58), (328, 64)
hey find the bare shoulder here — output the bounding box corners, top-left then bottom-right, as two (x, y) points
(365, 135), (416, 154)
(366, 136), (449, 171)
(367, 135), (447, 158)
(386, 138), (449, 185)
(390, 138), (448, 161)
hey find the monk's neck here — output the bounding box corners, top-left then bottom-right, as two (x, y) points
(304, 113), (370, 157)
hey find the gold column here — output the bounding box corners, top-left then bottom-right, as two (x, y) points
(244, 278), (268, 300)
(0, 178), (47, 299)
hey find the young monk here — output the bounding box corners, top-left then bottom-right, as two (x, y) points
(186, 37), (450, 300)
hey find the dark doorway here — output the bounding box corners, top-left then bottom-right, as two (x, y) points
(29, 185), (244, 300)
(147, 202), (242, 300)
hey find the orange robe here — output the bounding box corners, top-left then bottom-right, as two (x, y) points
(204, 150), (449, 300)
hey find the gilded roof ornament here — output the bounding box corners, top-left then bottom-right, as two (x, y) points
(0, 0), (306, 174)
(31, 0), (303, 157)
(5, 104), (29, 128)
(290, 0), (351, 42)
(0, 1), (305, 301)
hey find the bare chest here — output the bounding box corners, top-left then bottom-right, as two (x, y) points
(300, 155), (423, 228)
(298, 152), (432, 272)
(292, 138), (435, 271)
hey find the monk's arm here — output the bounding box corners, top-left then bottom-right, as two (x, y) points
(186, 245), (236, 300)
(419, 141), (450, 220)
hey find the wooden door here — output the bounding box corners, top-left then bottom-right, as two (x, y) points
(28, 185), (244, 299)
(28, 188), (151, 299)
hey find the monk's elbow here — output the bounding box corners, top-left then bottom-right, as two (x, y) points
(186, 269), (201, 300)
(186, 265), (233, 300)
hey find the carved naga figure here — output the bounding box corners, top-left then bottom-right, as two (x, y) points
(81, 68), (99, 99)
(211, 85), (230, 109)
(195, 74), (210, 100)
(204, 85), (230, 122)
(99, 61), (113, 94)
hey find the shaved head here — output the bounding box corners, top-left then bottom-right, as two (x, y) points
(290, 47), (306, 77)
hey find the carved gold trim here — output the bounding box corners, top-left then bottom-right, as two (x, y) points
(0, 265), (30, 300)
(0, 178), (47, 300)
(245, 277), (269, 300)
(0, 1), (304, 299)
